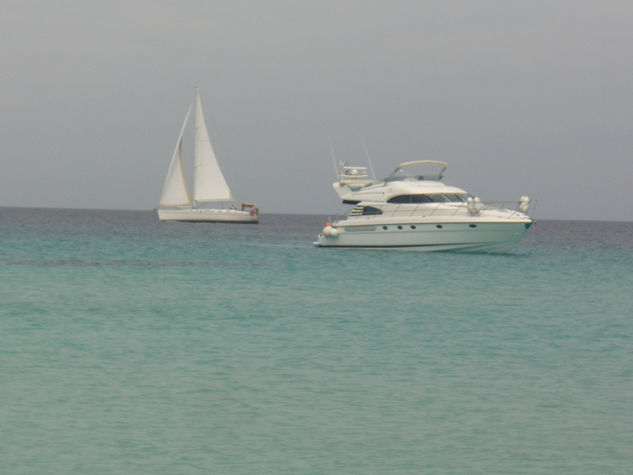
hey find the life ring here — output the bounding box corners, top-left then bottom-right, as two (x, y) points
(249, 209), (255, 216)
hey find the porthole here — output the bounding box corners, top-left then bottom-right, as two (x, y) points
(382, 226), (388, 230)
(397, 225), (403, 230)
(436, 224), (443, 229)
(469, 224), (477, 228)
(410, 225), (416, 229)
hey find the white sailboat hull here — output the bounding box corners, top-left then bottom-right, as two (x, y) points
(157, 208), (258, 223)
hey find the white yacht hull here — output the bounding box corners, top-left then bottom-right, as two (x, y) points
(157, 208), (258, 223)
(314, 219), (532, 253)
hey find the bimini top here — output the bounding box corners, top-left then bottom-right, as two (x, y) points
(386, 160), (448, 182)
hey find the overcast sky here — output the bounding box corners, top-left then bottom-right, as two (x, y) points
(2, 0), (632, 220)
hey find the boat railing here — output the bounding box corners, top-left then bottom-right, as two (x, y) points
(480, 200), (537, 218)
(341, 199), (535, 221)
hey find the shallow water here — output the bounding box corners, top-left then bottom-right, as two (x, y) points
(1, 208), (632, 473)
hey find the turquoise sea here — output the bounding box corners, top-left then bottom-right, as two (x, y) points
(1, 207), (632, 474)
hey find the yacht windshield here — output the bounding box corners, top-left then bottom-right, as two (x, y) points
(443, 194), (466, 202)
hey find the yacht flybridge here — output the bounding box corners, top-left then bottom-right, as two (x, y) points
(314, 160), (533, 252)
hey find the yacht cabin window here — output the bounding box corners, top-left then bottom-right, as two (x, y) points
(387, 193), (466, 204)
(361, 206), (383, 215)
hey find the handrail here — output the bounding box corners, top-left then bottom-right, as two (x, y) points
(394, 160), (448, 170)
(340, 199), (536, 222)
(387, 160), (448, 181)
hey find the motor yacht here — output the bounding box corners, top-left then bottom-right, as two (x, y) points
(314, 160), (533, 252)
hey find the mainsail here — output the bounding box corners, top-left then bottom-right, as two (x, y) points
(158, 104), (193, 207)
(193, 89), (234, 203)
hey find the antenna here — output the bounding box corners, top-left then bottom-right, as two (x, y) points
(362, 139), (376, 179)
(328, 136), (339, 179)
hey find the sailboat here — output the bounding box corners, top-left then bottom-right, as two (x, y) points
(156, 88), (259, 223)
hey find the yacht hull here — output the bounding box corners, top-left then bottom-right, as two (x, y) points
(157, 208), (258, 223)
(314, 220), (531, 253)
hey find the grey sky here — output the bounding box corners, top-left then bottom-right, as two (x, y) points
(2, 0), (632, 220)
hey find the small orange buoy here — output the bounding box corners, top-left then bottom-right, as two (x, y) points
(325, 221), (331, 226)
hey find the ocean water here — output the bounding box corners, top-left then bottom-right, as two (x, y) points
(1, 207), (632, 474)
